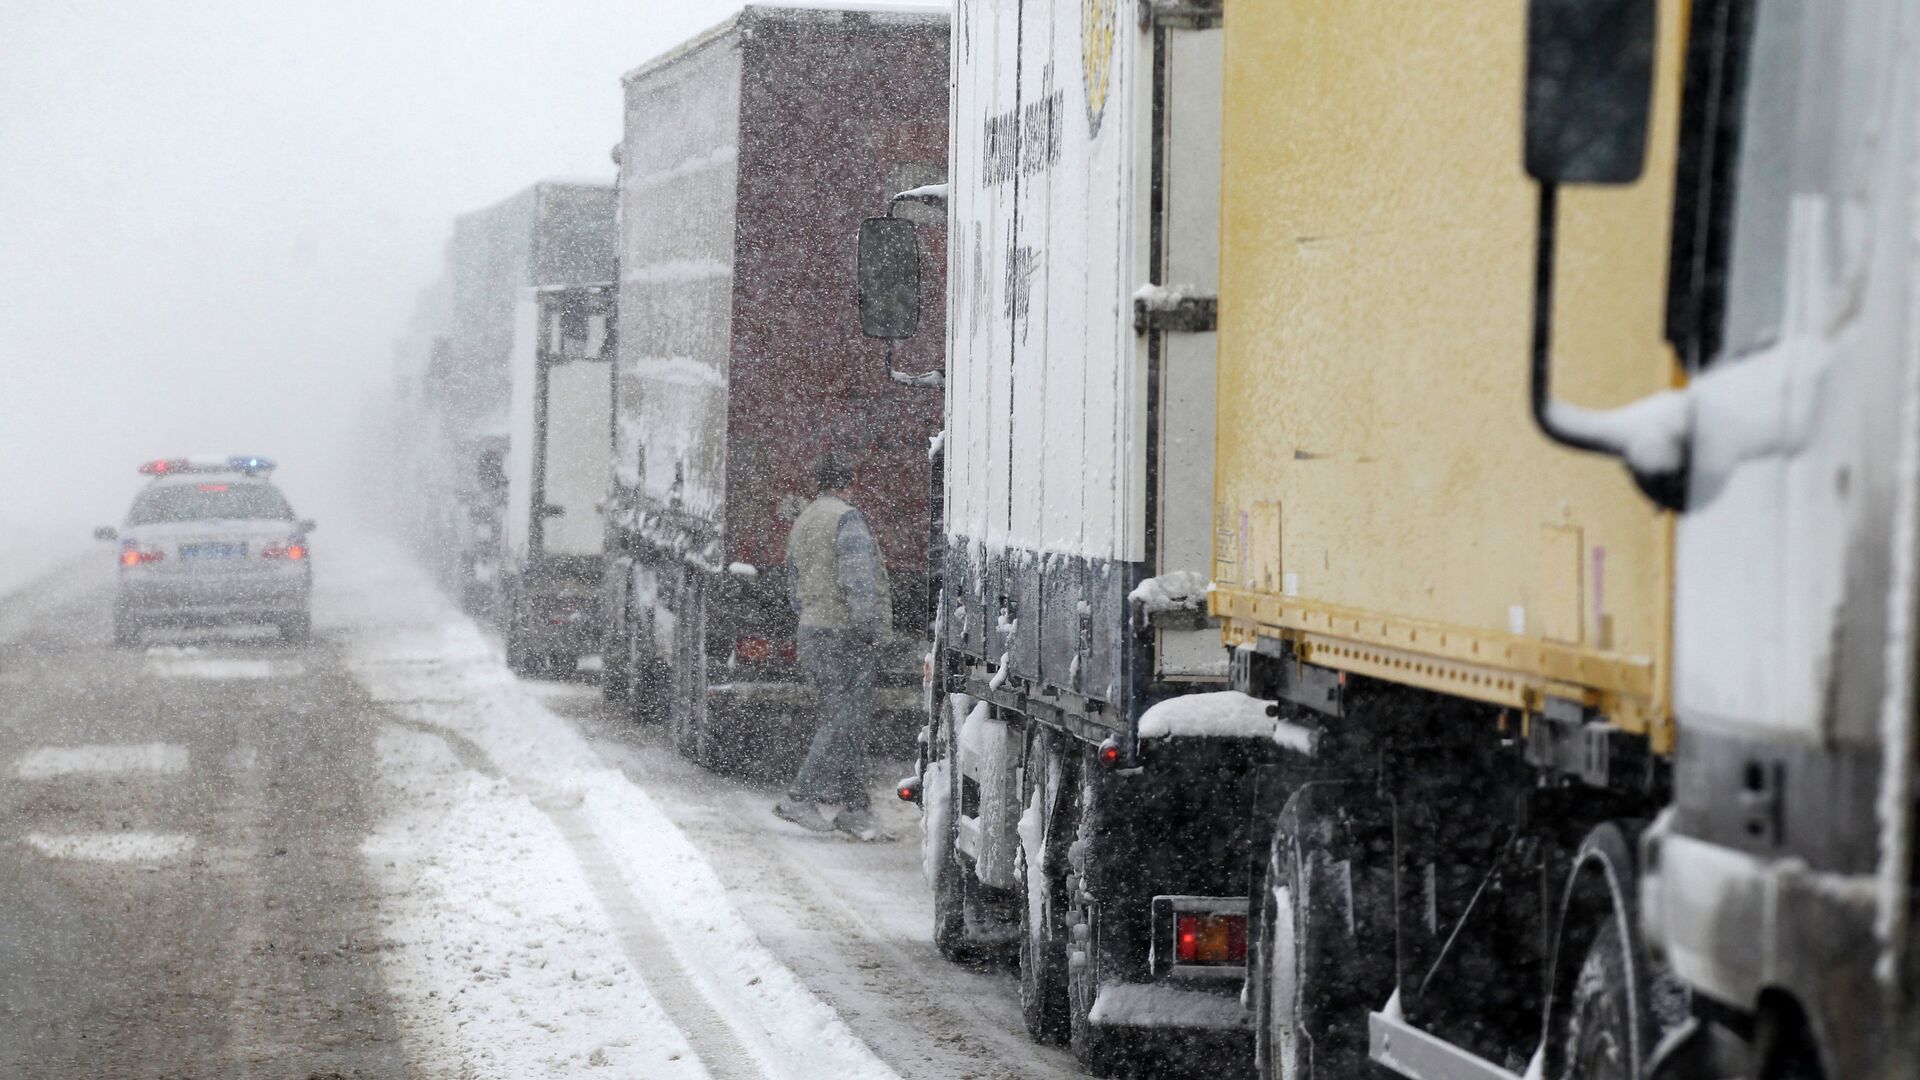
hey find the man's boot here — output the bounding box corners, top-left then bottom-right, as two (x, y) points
(773, 798), (834, 833)
(833, 807), (895, 842)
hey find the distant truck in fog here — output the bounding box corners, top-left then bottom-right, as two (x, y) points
(414, 181), (616, 615)
(599, 3), (949, 769)
(501, 282), (616, 675)
(441, 182), (618, 430)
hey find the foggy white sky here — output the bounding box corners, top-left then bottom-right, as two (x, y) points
(0, 0), (750, 532)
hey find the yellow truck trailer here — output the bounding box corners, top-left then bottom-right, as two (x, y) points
(1212, 1), (1690, 1077)
(1211, 0), (1684, 747)
(1215, 1), (1920, 1079)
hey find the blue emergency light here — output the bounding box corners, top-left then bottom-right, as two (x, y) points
(138, 456), (276, 477)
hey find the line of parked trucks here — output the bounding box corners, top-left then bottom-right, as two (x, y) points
(383, 2), (1919, 1078)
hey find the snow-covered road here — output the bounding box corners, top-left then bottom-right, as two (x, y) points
(322, 532), (1081, 1079)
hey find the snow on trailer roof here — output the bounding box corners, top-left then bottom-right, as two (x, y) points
(620, 1), (948, 85)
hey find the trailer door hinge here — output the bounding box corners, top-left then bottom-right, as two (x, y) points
(1137, 0), (1223, 31)
(1133, 293), (1217, 335)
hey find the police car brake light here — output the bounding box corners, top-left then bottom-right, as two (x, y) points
(139, 459), (189, 476)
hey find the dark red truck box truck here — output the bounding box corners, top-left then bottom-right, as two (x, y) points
(602, 3), (949, 771)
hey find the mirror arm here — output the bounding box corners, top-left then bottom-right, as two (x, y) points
(1528, 183), (1689, 510)
(884, 339), (944, 389)
(1530, 184), (1612, 456)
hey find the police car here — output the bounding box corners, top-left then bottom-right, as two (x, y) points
(95, 457), (315, 646)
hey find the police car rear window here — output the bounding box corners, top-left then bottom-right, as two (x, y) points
(128, 483), (294, 524)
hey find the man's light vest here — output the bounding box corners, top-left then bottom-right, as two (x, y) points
(786, 494), (892, 631)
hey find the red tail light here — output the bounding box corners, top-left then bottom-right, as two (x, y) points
(734, 637), (796, 663)
(120, 547), (164, 566)
(1175, 913), (1248, 965)
(262, 543), (307, 561)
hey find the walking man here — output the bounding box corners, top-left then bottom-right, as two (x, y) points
(773, 453), (894, 841)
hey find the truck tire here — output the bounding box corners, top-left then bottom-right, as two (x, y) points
(506, 620), (538, 677)
(931, 705), (976, 962)
(112, 608), (140, 648)
(669, 581), (720, 767)
(1254, 784), (1394, 1080)
(601, 584), (631, 701)
(1065, 753), (1127, 1078)
(277, 610), (311, 645)
(1019, 729), (1072, 1044)
(628, 611), (667, 725)
(1546, 822), (1675, 1080)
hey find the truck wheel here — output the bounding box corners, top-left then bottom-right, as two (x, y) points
(629, 615), (667, 725)
(601, 612), (631, 698)
(506, 627), (537, 677)
(112, 609), (141, 648)
(1255, 785), (1394, 1080)
(1547, 822), (1673, 1080)
(669, 588), (719, 767)
(930, 704), (977, 962)
(277, 611), (311, 645)
(1065, 759), (1125, 1078)
(1019, 729), (1072, 1044)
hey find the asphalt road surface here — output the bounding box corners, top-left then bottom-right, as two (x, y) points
(0, 545), (1087, 1080)
(0, 559), (405, 1079)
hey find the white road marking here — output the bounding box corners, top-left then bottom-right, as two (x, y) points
(144, 657), (304, 680)
(16, 742), (190, 779)
(25, 832), (195, 861)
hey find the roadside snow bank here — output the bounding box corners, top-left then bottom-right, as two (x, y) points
(366, 725), (704, 1078)
(328, 531), (902, 1080)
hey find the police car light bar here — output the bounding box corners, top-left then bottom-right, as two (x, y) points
(138, 456), (275, 476)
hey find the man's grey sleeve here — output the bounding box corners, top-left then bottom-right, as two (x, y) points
(835, 510), (884, 636)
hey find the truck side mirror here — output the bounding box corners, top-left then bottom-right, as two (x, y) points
(94, 526), (117, 542)
(857, 216), (922, 341)
(297, 519), (318, 534)
(1524, 0), (1657, 184)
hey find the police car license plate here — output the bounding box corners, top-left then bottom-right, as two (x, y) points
(180, 543), (244, 560)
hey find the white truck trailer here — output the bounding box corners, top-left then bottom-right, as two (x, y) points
(502, 282), (616, 676)
(871, 0), (1263, 1071)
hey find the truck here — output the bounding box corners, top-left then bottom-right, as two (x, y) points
(502, 282), (616, 676)
(864, 0), (1270, 1071)
(1211, 2), (1920, 1079)
(386, 182), (617, 614)
(442, 182), (619, 433)
(600, 3), (950, 770)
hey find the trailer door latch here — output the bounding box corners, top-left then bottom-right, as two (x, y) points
(1137, 0), (1223, 31)
(1133, 293), (1218, 335)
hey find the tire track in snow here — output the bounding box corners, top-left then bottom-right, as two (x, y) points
(384, 711), (765, 1078)
(330, 535), (903, 1080)
(542, 802), (765, 1080)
